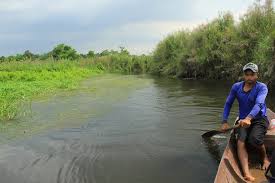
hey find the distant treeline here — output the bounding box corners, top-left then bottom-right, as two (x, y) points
(0, 44), (153, 74)
(152, 0), (275, 82)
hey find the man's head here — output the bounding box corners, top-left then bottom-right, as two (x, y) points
(243, 62), (258, 84)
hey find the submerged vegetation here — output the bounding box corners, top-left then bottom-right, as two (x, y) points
(0, 0), (274, 121)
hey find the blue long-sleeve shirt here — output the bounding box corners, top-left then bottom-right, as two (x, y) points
(222, 81), (268, 123)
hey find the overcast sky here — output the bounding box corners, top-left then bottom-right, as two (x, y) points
(0, 0), (257, 56)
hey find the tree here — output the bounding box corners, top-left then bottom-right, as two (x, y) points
(14, 54), (25, 61)
(0, 56), (5, 62)
(23, 50), (34, 59)
(87, 50), (95, 58)
(51, 44), (79, 60)
(99, 50), (108, 56)
(119, 47), (130, 55)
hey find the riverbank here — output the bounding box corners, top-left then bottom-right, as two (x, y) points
(0, 61), (103, 121)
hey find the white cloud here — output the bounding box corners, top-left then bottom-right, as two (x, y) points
(98, 20), (202, 44)
(120, 21), (200, 36)
(191, 0), (254, 21)
(75, 20), (202, 55)
(233, 9), (248, 22)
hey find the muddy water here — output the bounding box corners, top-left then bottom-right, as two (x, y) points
(0, 74), (272, 183)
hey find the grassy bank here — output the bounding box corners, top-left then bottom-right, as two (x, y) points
(0, 53), (153, 121)
(0, 61), (103, 121)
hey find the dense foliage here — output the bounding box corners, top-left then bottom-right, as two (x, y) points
(152, 1), (275, 81)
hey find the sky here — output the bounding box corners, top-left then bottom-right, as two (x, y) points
(0, 0), (258, 56)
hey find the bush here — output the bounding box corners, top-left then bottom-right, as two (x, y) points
(51, 44), (79, 60)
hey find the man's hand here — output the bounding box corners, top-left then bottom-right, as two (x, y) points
(221, 122), (230, 132)
(239, 117), (252, 128)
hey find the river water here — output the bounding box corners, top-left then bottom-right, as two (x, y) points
(0, 74), (273, 183)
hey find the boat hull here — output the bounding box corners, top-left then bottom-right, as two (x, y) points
(214, 108), (275, 183)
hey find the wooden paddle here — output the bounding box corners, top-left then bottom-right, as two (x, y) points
(202, 124), (240, 138)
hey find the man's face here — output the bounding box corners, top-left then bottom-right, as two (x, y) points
(243, 69), (258, 84)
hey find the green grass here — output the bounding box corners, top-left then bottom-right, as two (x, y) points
(0, 50), (153, 122)
(0, 60), (103, 121)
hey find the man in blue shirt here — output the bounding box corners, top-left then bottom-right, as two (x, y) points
(221, 62), (270, 182)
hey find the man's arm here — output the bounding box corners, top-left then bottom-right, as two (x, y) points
(248, 84), (268, 119)
(239, 84), (268, 128)
(222, 84), (236, 124)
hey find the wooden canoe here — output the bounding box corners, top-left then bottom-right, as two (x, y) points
(214, 108), (275, 183)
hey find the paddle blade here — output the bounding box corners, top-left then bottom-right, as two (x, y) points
(202, 130), (222, 138)
(202, 124), (240, 138)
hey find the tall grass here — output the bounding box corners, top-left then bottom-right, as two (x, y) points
(152, 0), (275, 81)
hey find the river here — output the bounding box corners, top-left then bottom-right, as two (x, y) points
(0, 74), (273, 183)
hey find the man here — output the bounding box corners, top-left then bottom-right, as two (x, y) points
(221, 62), (270, 182)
